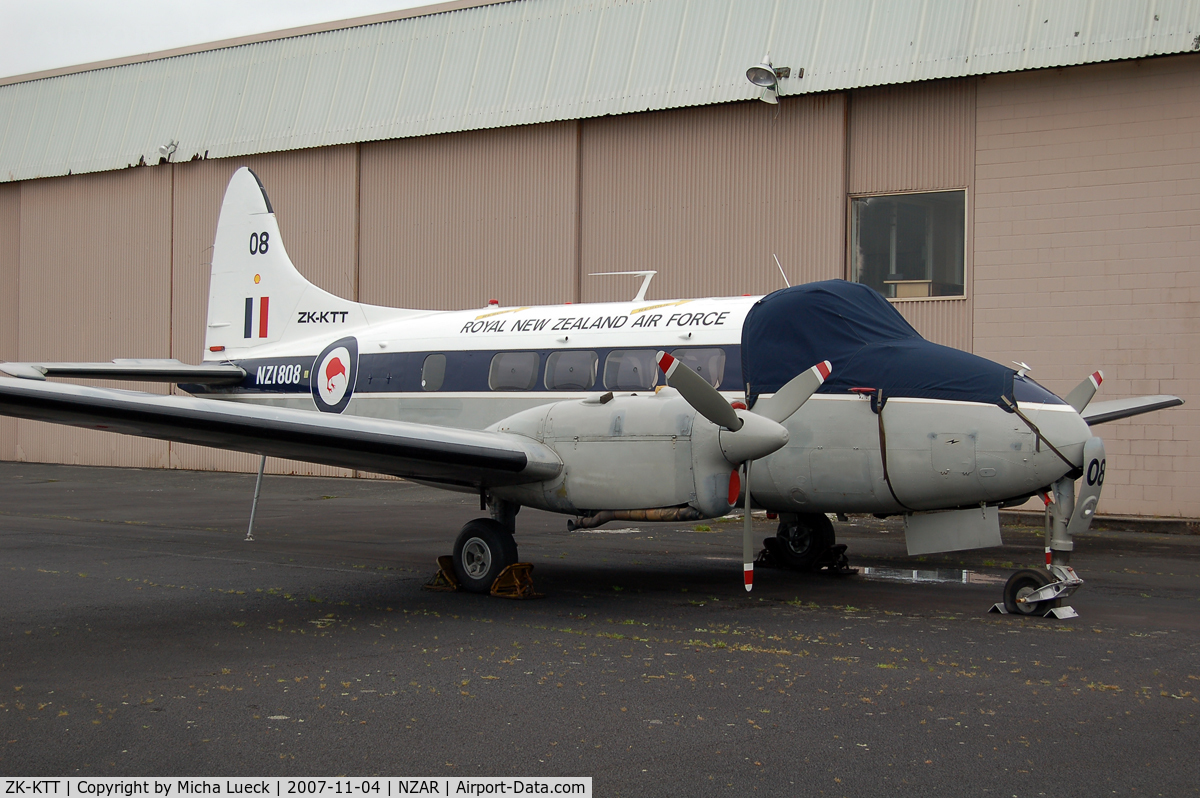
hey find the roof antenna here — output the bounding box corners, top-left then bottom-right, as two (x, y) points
(773, 254), (790, 288)
(588, 270), (657, 302)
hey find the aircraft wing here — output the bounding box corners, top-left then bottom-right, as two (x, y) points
(0, 359), (245, 384)
(0, 378), (562, 489)
(1082, 395), (1184, 426)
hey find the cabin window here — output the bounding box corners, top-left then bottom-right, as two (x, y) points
(850, 190), (965, 299)
(545, 350), (598, 391)
(603, 350), (659, 391)
(488, 351), (540, 391)
(670, 347), (726, 388)
(421, 354), (446, 391)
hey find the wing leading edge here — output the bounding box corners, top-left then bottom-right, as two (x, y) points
(0, 378), (561, 489)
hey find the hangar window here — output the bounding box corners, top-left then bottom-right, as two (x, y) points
(545, 350), (598, 391)
(603, 350), (659, 391)
(489, 351), (540, 391)
(670, 348), (726, 388)
(421, 354), (446, 391)
(850, 190), (965, 299)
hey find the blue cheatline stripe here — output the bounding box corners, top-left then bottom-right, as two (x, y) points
(244, 297), (253, 339)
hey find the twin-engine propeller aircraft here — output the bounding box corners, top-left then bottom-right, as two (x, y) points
(0, 168), (1183, 614)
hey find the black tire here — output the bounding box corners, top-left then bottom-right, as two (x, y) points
(774, 514), (836, 571)
(1003, 568), (1059, 615)
(453, 518), (518, 593)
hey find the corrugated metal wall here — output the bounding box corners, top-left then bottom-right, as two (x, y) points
(579, 95), (847, 302)
(847, 79), (976, 350)
(359, 122), (578, 310)
(6, 0), (1200, 183)
(0, 183), (18, 461)
(16, 168), (172, 467)
(168, 146), (359, 477)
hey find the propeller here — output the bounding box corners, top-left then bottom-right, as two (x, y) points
(1064, 370), (1104, 413)
(657, 352), (831, 591)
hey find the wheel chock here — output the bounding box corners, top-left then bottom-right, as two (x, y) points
(988, 603), (1078, 619)
(423, 555), (460, 592)
(490, 562), (543, 599)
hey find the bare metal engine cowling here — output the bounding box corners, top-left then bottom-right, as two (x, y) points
(488, 389), (735, 518)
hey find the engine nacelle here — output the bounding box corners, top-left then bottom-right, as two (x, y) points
(488, 388), (736, 518)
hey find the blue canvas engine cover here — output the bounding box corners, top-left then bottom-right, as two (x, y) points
(741, 281), (1016, 408)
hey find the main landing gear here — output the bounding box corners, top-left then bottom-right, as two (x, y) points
(758, 513), (855, 575)
(426, 498), (540, 598)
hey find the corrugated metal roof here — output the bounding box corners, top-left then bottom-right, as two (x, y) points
(3, 0), (1198, 182)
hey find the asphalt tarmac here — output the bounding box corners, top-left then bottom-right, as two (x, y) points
(1, 462), (1198, 795)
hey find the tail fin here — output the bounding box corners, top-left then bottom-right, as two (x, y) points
(204, 168), (416, 358)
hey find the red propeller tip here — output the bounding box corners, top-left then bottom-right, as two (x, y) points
(656, 352), (675, 375)
(743, 563), (753, 591)
(814, 360), (832, 382)
(1091, 371), (1103, 387)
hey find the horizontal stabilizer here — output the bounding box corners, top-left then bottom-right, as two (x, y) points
(0, 359), (245, 384)
(1081, 395), (1184, 426)
(0, 377), (561, 488)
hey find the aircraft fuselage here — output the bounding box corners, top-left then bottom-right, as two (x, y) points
(188, 295), (1090, 517)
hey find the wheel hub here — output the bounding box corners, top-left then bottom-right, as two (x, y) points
(461, 537), (492, 579)
(1014, 585), (1040, 614)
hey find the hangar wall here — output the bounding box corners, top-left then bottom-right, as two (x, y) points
(579, 96), (846, 302)
(0, 183), (17, 461)
(16, 169), (173, 468)
(973, 55), (1200, 518)
(359, 122), (578, 310)
(848, 79), (976, 351)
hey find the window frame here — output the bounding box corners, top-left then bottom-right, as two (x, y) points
(487, 351), (542, 392)
(846, 187), (970, 303)
(602, 349), (661, 392)
(544, 350), (599, 391)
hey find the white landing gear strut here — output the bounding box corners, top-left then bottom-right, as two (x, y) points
(991, 437), (1105, 619)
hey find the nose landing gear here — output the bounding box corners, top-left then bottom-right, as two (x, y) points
(991, 440), (1103, 619)
(995, 565), (1083, 619)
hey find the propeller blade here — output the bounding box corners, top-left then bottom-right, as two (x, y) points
(1064, 370), (1104, 413)
(743, 460), (754, 592)
(657, 351), (743, 431)
(751, 361), (832, 423)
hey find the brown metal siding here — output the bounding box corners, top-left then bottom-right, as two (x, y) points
(358, 123), (578, 311)
(168, 147), (358, 476)
(0, 182), (18, 460)
(16, 168), (172, 467)
(848, 79), (976, 351)
(579, 96), (847, 303)
(973, 53), (1200, 518)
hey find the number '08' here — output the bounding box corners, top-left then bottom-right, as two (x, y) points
(249, 231), (270, 255)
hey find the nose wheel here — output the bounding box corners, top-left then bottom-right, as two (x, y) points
(991, 565), (1082, 619)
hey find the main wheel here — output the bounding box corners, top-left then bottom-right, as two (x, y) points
(1003, 568), (1059, 615)
(453, 519), (518, 593)
(774, 514), (836, 571)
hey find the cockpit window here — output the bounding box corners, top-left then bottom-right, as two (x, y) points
(1012, 374), (1066, 405)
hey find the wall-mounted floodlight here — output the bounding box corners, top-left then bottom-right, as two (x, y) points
(158, 140), (178, 162)
(746, 53), (795, 104)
